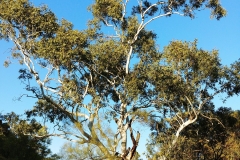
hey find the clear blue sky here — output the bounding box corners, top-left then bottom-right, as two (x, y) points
(0, 0), (239, 158)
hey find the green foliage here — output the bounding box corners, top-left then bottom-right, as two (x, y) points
(0, 112), (58, 160)
(155, 40), (222, 97)
(90, 0), (123, 23)
(0, 0), (58, 40)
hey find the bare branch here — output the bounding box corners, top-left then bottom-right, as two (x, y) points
(126, 46), (133, 74)
(200, 113), (225, 128)
(121, 0), (129, 21)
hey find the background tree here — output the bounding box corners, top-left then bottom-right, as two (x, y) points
(59, 142), (141, 160)
(59, 143), (105, 160)
(1, 0), (239, 159)
(146, 107), (240, 160)
(0, 112), (59, 160)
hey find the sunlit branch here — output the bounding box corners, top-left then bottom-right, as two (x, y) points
(175, 113), (184, 125)
(121, 0), (129, 21)
(82, 78), (89, 99)
(57, 66), (63, 84)
(185, 96), (197, 117)
(142, 1), (165, 18)
(113, 130), (120, 153)
(125, 3), (185, 74)
(126, 46), (133, 74)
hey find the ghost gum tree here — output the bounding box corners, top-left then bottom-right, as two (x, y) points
(1, 0), (239, 159)
(143, 41), (240, 159)
(146, 107), (240, 159)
